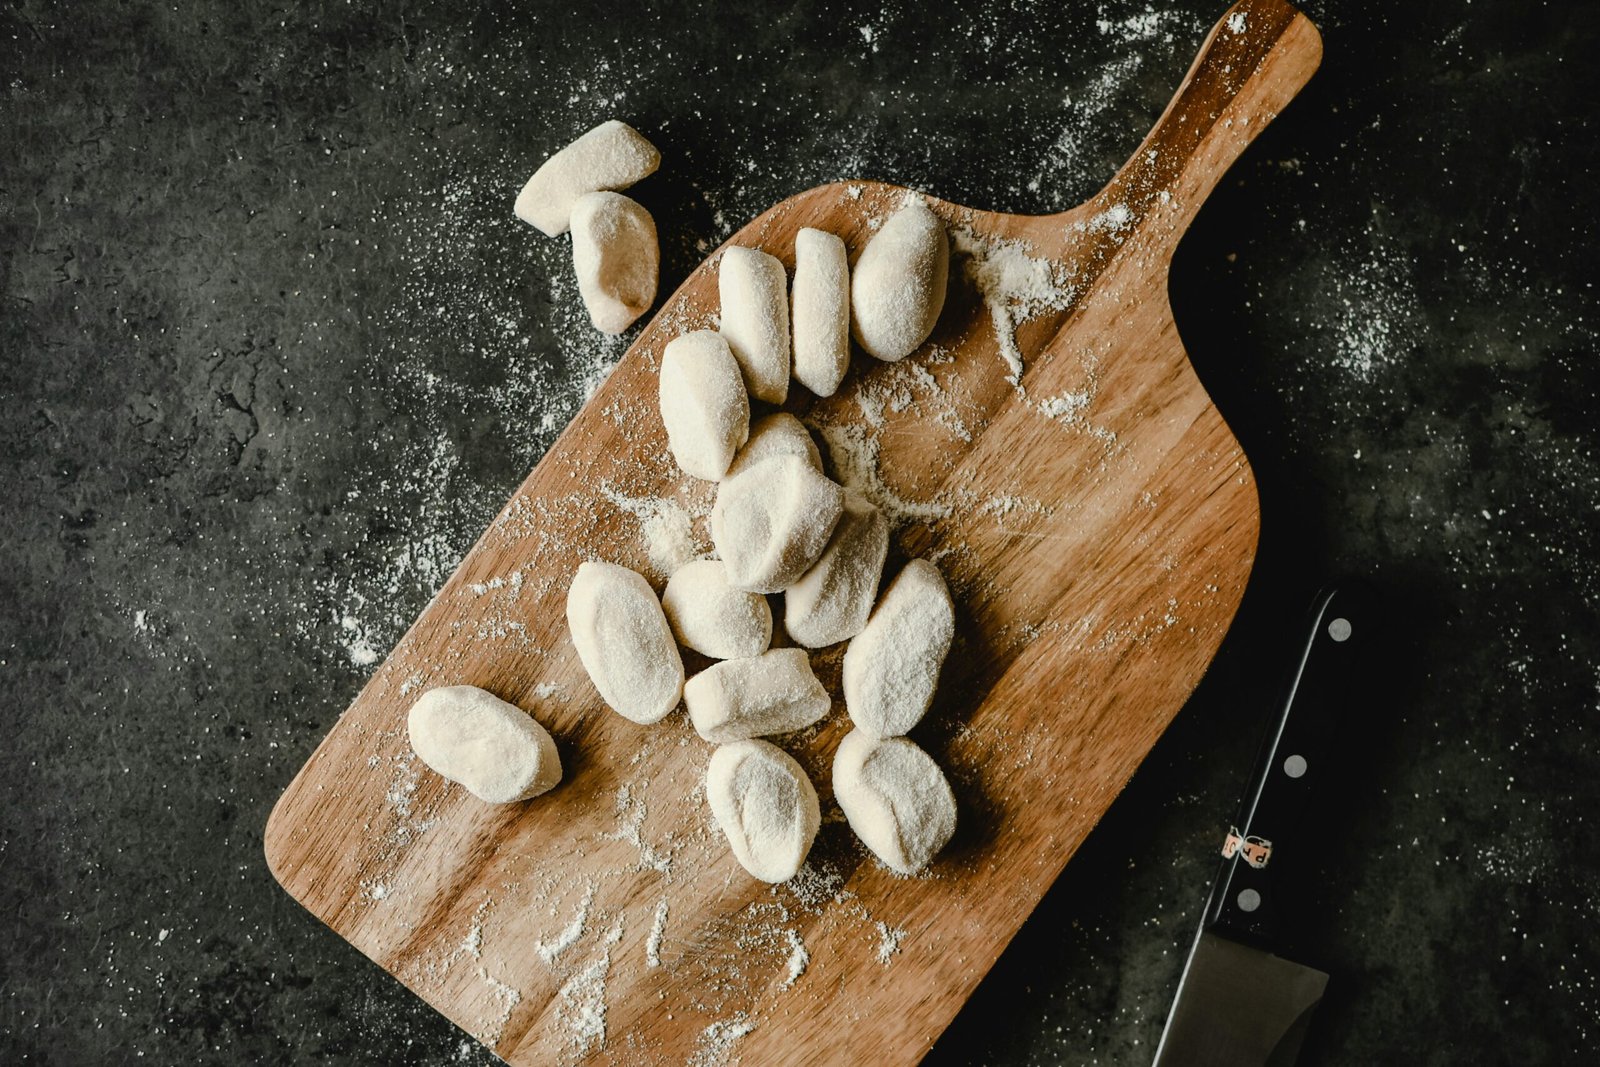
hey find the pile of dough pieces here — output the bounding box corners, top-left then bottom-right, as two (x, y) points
(514, 120), (663, 335)
(569, 198), (960, 882)
(403, 120), (961, 884)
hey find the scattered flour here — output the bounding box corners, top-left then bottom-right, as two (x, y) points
(810, 421), (953, 528)
(952, 227), (1072, 387)
(646, 897), (669, 968)
(600, 484), (699, 578)
(537, 881), (596, 965)
(475, 967), (523, 1049)
(779, 928), (809, 990)
(690, 1013), (757, 1067)
(875, 921), (905, 965)
(554, 916), (626, 1054)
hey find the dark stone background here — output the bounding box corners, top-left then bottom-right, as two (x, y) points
(3, 0), (1596, 1063)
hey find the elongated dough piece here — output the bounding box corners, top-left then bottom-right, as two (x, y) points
(662, 558), (771, 660)
(724, 412), (822, 480)
(571, 191), (658, 334)
(659, 331), (750, 480)
(792, 227), (850, 396)
(841, 559), (954, 737)
(408, 686), (562, 804)
(707, 739), (821, 883)
(685, 647), (830, 742)
(833, 730), (956, 875)
(719, 245), (790, 404)
(514, 119), (660, 236)
(711, 454), (844, 594)
(566, 561), (684, 724)
(785, 491), (889, 648)
(851, 197), (949, 362)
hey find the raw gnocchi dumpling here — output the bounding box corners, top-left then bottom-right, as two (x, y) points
(724, 412), (822, 480)
(661, 558), (771, 660)
(514, 119), (660, 236)
(685, 647), (831, 743)
(659, 331), (750, 481)
(408, 685), (562, 804)
(711, 453), (844, 594)
(707, 738), (821, 883)
(784, 490), (889, 648)
(833, 730), (956, 875)
(719, 245), (791, 404)
(791, 227), (850, 397)
(566, 561), (684, 724)
(841, 559), (954, 737)
(571, 191), (658, 334)
(851, 197), (949, 362)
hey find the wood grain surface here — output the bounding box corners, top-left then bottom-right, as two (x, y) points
(265, 1), (1322, 1063)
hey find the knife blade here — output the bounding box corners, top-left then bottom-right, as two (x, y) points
(1152, 584), (1367, 1067)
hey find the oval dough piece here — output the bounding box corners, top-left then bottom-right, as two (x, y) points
(719, 245), (790, 404)
(833, 730), (956, 875)
(850, 197), (949, 362)
(707, 739), (821, 883)
(408, 685), (562, 804)
(724, 412), (823, 480)
(514, 119), (660, 236)
(571, 191), (658, 334)
(566, 560), (684, 724)
(685, 647), (831, 743)
(785, 491), (889, 648)
(659, 331), (750, 480)
(792, 227), (850, 397)
(662, 558), (772, 660)
(841, 558), (955, 737)
(711, 453), (844, 594)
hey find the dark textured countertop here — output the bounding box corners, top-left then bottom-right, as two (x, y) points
(3, 1), (1597, 1063)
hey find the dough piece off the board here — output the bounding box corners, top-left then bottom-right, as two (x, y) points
(711, 453), (844, 594)
(718, 245), (791, 404)
(850, 197), (949, 362)
(566, 561), (684, 724)
(661, 558), (772, 660)
(514, 119), (660, 236)
(724, 412), (822, 479)
(791, 226), (850, 397)
(685, 647), (830, 743)
(785, 490), (889, 648)
(706, 738), (821, 883)
(833, 729), (956, 875)
(571, 191), (658, 335)
(842, 558), (954, 737)
(659, 330), (750, 480)
(407, 686), (562, 804)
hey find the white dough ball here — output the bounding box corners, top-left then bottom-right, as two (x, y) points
(841, 558), (955, 737)
(407, 685), (562, 804)
(785, 490), (889, 648)
(791, 227), (850, 397)
(706, 738), (821, 883)
(718, 245), (791, 404)
(724, 412), (823, 480)
(710, 453), (844, 594)
(661, 558), (771, 660)
(565, 560), (684, 725)
(685, 647), (831, 743)
(571, 191), (658, 335)
(514, 119), (660, 237)
(659, 331), (750, 481)
(850, 197), (949, 362)
(833, 729), (956, 875)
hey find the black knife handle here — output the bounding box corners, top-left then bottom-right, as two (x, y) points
(1202, 584), (1367, 947)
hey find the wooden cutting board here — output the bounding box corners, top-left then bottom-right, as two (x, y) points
(266, 2), (1321, 1062)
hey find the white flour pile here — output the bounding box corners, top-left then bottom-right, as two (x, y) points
(952, 225), (1073, 388)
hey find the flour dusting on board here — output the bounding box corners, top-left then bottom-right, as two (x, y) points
(952, 227), (1075, 388)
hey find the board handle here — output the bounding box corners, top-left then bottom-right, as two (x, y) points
(1086, 0), (1322, 257)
